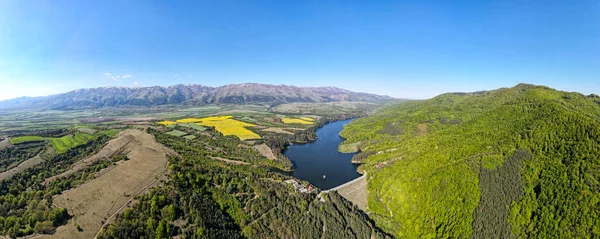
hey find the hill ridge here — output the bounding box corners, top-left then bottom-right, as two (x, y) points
(339, 83), (600, 238)
(0, 83), (392, 110)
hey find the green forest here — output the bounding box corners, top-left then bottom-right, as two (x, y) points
(339, 84), (600, 238)
(99, 127), (390, 239)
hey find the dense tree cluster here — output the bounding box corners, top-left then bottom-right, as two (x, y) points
(0, 142), (45, 172)
(377, 119), (404, 136)
(99, 128), (390, 239)
(472, 149), (530, 238)
(339, 84), (600, 238)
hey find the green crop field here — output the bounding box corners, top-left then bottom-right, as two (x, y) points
(10, 136), (45, 144)
(49, 129), (121, 154)
(178, 123), (207, 131)
(183, 135), (197, 140)
(166, 130), (188, 137)
(49, 133), (96, 154)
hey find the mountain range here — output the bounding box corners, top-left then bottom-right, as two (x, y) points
(0, 83), (392, 110)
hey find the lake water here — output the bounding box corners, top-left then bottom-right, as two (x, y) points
(283, 119), (360, 190)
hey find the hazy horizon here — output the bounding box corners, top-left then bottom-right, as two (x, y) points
(1, 1), (599, 100)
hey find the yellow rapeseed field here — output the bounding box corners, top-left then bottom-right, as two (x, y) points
(159, 116), (260, 140)
(157, 120), (177, 125)
(197, 117), (260, 140)
(175, 118), (204, 123)
(199, 116), (233, 121)
(282, 118), (315, 125)
(300, 117), (315, 122)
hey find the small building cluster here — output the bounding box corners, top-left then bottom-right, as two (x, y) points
(285, 179), (314, 193)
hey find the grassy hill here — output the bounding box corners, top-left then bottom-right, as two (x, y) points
(339, 84), (600, 238)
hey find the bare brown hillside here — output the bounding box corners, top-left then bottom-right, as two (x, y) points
(0, 138), (11, 150)
(40, 129), (172, 239)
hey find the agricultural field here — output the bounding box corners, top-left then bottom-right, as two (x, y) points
(282, 117), (315, 125)
(166, 130), (187, 137)
(178, 123), (206, 131)
(10, 136), (45, 144)
(49, 129), (121, 154)
(270, 101), (386, 115)
(300, 117), (315, 122)
(175, 118), (203, 123)
(0, 102), (381, 134)
(157, 120), (176, 126)
(161, 116), (261, 141)
(183, 135), (197, 140)
(195, 116), (261, 140)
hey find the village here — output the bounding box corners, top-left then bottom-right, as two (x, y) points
(285, 179), (314, 193)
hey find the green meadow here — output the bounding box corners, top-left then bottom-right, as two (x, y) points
(49, 129), (121, 154)
(10, 136), (45, 144)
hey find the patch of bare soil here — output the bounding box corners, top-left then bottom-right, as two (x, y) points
(0, 154), (43, 181)
(416, 123), (428, 136)
(0, 138), (11, 150)
(261, 127), (293, 135)
(46, 129), (161, 183)
(209, 156), (250, 165)
(253, 143), (276, 160)
(39, 129), (171, 239)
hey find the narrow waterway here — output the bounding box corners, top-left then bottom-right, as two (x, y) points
(283, 119), (360, 190)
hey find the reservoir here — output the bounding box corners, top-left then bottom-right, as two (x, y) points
(283, 119), (360, 190)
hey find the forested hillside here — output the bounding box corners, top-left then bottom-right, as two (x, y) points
(339, 84), (600, 238)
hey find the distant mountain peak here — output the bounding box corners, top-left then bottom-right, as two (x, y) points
(0, 83), (393, 110)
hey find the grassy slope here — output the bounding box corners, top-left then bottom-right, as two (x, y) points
(339, 84), (600, 238)
(166, 130), (187, 137)
(10, 136), (45, 144)
(49, 129), (120, 154)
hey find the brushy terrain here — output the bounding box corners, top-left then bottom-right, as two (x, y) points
(340, 84), (600, 238)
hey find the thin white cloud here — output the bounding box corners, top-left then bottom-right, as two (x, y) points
(133, 81), (140, 85)
(103, 72), (132, 81)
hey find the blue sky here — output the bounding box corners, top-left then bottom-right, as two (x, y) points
(0, 0), (599, 100)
